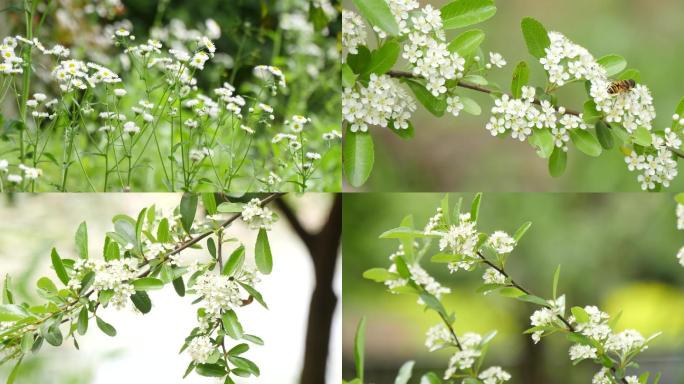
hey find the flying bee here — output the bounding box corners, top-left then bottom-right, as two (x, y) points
(607, 79), (636, 95)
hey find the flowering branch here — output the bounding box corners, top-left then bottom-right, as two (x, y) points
(359, 193), (663, 384)
(0, 192), (283, 382)
(342, 0), (684, 190)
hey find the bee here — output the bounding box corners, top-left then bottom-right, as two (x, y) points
(607, 79), (636, 95)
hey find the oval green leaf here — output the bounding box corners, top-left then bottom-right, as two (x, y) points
(344, 132), (374, 188)
(441, 0), (496, 30)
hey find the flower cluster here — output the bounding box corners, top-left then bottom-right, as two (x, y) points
(342, 10), (366, 60)
(52, 60), (121, 92)
(443, 332), (511, 383)
(624, 131), (679, 190)
(71, 258), (140, 310)
(241, 198), (277, 230)
(384, 245), (451, 300)
(528, 295), (566, 343)
(187, 335), (214, 364)
(342, 74), (416, 132)
(399, 4), (467, 97)
(193, 273), (245, 321)
(0, 37), (23, 74)
(487, 86), (588, 150)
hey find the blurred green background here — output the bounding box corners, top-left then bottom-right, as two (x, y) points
(342, 193), (684, 383)
(346, 0), (684, 192)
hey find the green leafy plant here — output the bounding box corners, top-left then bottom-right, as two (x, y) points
(351, 193), (663, 384)
(0, 0), (341, 192)
(342, 0), (684, 191)
(0, 193), (281, 383)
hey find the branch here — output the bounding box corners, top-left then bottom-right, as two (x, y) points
(475, 251), (627, 384)
(275, 197), (312, 245)
(388, 69), (684, 162)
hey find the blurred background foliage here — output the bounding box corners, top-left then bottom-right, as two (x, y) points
(343, 193), (684, 383)
(345, 0), (684, 192)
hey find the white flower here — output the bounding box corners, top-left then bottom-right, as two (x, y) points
(289, 115), (309, 132)
(306, 152), (321, 160)
(408, 264), (450, 299)
(194, 273), (243, 320)
(488, 52), (507, 69)
(446, 96), (464, 117)
(486, 231), (515, 254)
(425, 323), (451, 351)
(482, 267), (506, 285)
(478, 366), (511, 384)
(569, 344), (597, 362)
(115, 28), (130, 37)
(0, 159), (7, 172)
(342, 10), (367, 59)
(241, 198), (277, 230)
(592, 368), (612, 384)
(444, 349), (481, 379)
(187, 336), (213, 364)
(677, 246), (684, 267)
(114, 88), (127, 97)
(343, 74), (416, 132)
(605, 329), (645, 355)
(123, 121), (140, 134)
(7, 174), (22, 183)
(189, 52), (209, 70)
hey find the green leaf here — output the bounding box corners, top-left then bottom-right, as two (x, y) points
(239, 282), (268, 309)
(105, 240), (120, 261)
(173, 277), (186, 297)
(513, 221), (532, 241)
(131, 291), (152, 314)
(352, 0), (399, 36)
(498, 286), (526, 298)
(3, 275), (14, 304)
(79, 271), (95, 296)
(511, 61), (529, 99)
(207, 237), (217, 259)
(344, 132), (374, 188)
(354, 317), (366, 382)
(521, 17), (551, 59)
(583, 100), (602, 125)
(595, 121), (614, 150)
(135, 208), (146, 246)
(216, 202), (244, 213)
(567, 332), (594, 346)
(75, 222), (88, 259)
(195, 363), (227, 377)
(363, 268), (400, 282)
(132, 277), (164, 291)
(37, 277), (58, 294)
(201, 193), (217, 215)
(0, 304), (30, 321)
(404, 80), (447, 117)
(597, 54), (627, 77)
(394, 360), (415, 384)
(96, 316), (117, 337)
(228, 343), (250, 356)
(157, 218), (170, 243)
(570, 129), (602, 157)
(447, 29), (485, 57)
(420, 372), (443, 384)
(347, 46), (371, 75)
(222, 310), (244, 339)
(6, 356), (23, 384)
(571, 306), (590, 323)
(51, 248), (69, 285)
(460, 96), (481, 115)
(517, 294), (549, 306)
(224, 245), (246, 276)
(42, 322), (63, 346)
(77, 306), (89, 335)
(548, 146), (567, 177)
(441, 0), (496, 30)
(632, 126), (652, 146)
(470, 193), (482, 222)
(528, 128), (555, 159)
(552, 265), (561, 299)
(255, 229), (273, 275)
(180, 193), (198, 234)
(342, 64), (358, 88)
(618, 68), (641, 83)
(363, 40), (400, 76)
